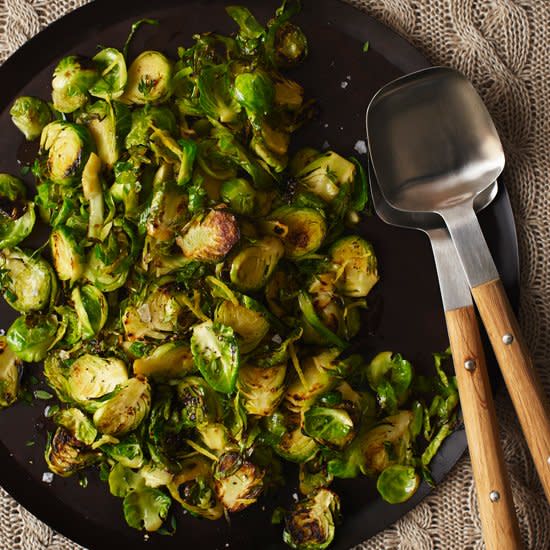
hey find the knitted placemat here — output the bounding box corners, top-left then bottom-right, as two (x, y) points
(1, 0), (549, 548)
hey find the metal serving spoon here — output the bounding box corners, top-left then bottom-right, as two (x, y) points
(368, 162), (521, 550)
(366, 67), (550, 509)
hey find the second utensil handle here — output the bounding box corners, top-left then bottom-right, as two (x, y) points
(472, 278), (550, 501)
(446, 305), (522, 550)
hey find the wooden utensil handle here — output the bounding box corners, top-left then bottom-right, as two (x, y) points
(446, 305), (522, 550)
(472, 278), (550, 502)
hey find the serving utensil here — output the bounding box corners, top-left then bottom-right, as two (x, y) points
(366, 66), (550, 507)
(368, 163), (521, 549)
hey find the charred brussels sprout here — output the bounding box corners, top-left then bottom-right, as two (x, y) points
(272, 412), (318, 463)
(303, 406), (355, 449)
(121, 51), (173, 104)
(220, 178), (256, 215)
(191, 321), (240, 393)
(133, 342), (195, 380)
(283, 489), (340, 550)
(90, 48), (128, 100)
(265, 207), (326, 259)
(53, 407), (97, 446)
(6, 313), (61, 362)
(271, 22), (308, 68)
(214, 452), (265, 512)
(238, 363), (286, 416)
(177, 375), (221, 427)
(10, 96), (52, 140)
(229, 236), (284, 292)
(176, 209), (240, 262)
(51, 55), (99, 113)
(45, 426), (101, 477)
(93, 375), (152, 436)
(0, 336), (22, 408)
(376, 464), (420, 504)
(40, 121), (95, 185)
(71, 284), (109, 339)
(0, 174), (36, 249)
(330, 236), (379, 298)
(50, 226), (85, 284)
(0, 248), (57, 313)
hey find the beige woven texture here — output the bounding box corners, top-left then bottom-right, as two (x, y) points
(0, 0), (549, 548)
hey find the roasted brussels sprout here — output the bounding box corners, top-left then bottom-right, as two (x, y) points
(53, 407), (97, 446)
(214, 452), (265, 512)
(233, 70), (274, 117)
(125, 105), (177, 148)
(0, 174), (36, 249)
(71, 284), (109, 339)
(176, 208), (240, 262)
(376, 464), (420, 504)
(229, 236), (284, 292)
(90, 47), (128, 100)
(303, 406), (355, 449)
(101, 434), (145, 469)
(0, 248), (57, 313)
(330, 236), (379, 298)
(265, 207), (326, 259)
(93, 375), (152, 436)
(190, 321), (240, 393)
(296, 151), (355, 203)
(167, 457), (223, 519)
(273, 74), (304, 111)
(50, 226), (85, 284)
(220, 178), (256, 215)
(121, 51), (173, 104)
(198, 64), (241, 123)
(40, 121), (95, 185)
(0, 336), (22, 408)
(51, 55), (98, 113)
(299, 459), (333, 496)
(177, 375), (222, 427)
(270, 22), (308, 68)
(145, 180), (188, 242)
(214, 299), (270, 353)
(273, 412), (318, 463)
(45, 426), (100, 477)
(10, 96), (52, 140)
(6, 313), (61, 362)
(133, 342), (194, 380)
(238, 362), (287, 416)
(283, 489), (340, 550)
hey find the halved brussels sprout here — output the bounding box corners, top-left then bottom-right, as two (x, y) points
(376, 464), (420, 504)
(289, 148), (319, 177)
(198, 64), (241, 123)
(177, 375), (222, 428)
(273, 412), (318, 463)
(283, 489), (340, 550)
(58, 354), (128, 410)
(264, 207), (326, 259)
(0, 248), (57, 313)
(176, 208), (240, 262)
(10, 96), (52, 140)
(6, 313), (62, 362)
(50, 226), (85, 284)
(45, 426), (100, 477)
(71, 284), (109, 339)
(296, 151), (355, 203)
(51, 55), (99, 113)
(145, 180), (188, 242)
(214, 452), (265, 512)
(90, 48), (128, 99)
(53, 407), (97, 446)
(0, 336), (22, 408)
(0, 174), (36, 249)
(167, 457), (223, 520)
(40, 121), (95, 185)
(229, 236), (284, 292)
(55, 305), (82, 348)
(270, 22), (308, 68)
(220, 178), (256, 215)
(93, 375), (151, 436)
(251, 128), (288, 173)
(197, 423), (231, 454)
(139, 463), (173, 488)
(238, 362), (287, 416)
(265, 268), (299, 319)
(214, 299), (270, 353)
(285, 349), (342, 412)
(273, 75), (304, 111)
(330, 235), (379, 298)
(303, 406), (355, 449)
(121, 51), (173, 104)
(190, 321), (240, 394)
(299, 459), (333, 496)
(233, 70), (274, 117)
(101, 434), (145, 469)
(133, 342), (194, 380)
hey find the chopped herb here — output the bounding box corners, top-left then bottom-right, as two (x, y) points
(33, 390), (53, 400)
(363, 41), (370, 52)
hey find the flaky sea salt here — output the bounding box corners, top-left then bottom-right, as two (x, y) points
(340, 81), (349, 89)
(354, 140), (367, 155)
(42, 472), (54, 484)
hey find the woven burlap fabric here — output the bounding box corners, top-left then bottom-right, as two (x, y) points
(1, 0), (549, 548)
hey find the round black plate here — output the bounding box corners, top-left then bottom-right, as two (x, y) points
(0, 1), (519, 549)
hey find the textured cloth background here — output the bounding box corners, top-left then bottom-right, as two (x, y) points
(0, 0), (549, 548)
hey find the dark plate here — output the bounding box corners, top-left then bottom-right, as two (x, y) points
(0, 1), (519, 549)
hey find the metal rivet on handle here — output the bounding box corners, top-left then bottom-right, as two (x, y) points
(464, 359), (476, 372)
(502, 334), (514, 345)
(489, 491), (500, 502)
